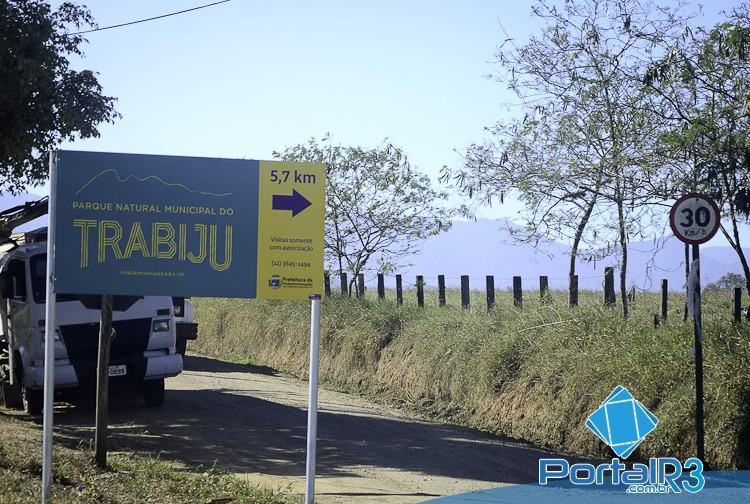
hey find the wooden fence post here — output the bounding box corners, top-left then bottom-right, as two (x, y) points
(340, 272), (348, 296)
(734, 287), (742, 323)
(540, 275), (550, 304)
(438, 275), (446, 307)
(461, 275), (470, 309)
(324, 273), (331, 297)
(95, 295), (114, 468)
(396, 275), (403, 305)
(486, 275), (495, 313)
(569, 274), (578, 307)
(416, 275), (424, 307)
(513, 276), (522, 308)
(604, 267), (616, 307)
(357, 274), (365, 299)
(661, 279), (668, 320)
(377, 274), (385, 300)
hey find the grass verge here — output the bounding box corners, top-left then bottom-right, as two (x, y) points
(192, 289), (750, 470)
(0, 412), (297, 503)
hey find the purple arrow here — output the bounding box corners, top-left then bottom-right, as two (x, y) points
(272, 189), (312, 217)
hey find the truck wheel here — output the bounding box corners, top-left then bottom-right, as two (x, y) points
(1, 381), (22, 409)
(143, 379), (165, 407)
(175, 339), (187, 356)
(22, 387), (43, 415)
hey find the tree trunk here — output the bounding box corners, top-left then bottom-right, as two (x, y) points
(333, 208), (344, 280)
(616, 198), (629, 318)
(569, 193), (599, 282)
(721, 207), (750, 299)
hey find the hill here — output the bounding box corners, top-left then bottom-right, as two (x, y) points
(395, 219), (748, 291)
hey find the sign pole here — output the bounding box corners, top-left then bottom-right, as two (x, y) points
(305, 294), (321, 504)
(691, 244), (705, 463)
(95, 294), (114, 468)
(669, 193), (718, 467)
(41, 151), (59, 503)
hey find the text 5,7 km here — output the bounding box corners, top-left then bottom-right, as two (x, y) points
(270, 169), (317, 184)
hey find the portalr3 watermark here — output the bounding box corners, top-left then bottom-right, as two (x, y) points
(538, 386), (705, 494)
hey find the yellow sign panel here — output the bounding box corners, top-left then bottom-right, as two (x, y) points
(256, 161), (326, 300)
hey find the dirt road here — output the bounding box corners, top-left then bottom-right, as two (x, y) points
(50, 355), (560, 503)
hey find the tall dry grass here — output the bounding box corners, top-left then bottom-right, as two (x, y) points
(192, 289), (750, 469)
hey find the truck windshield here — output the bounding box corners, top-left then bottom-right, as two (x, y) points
(30, 254), (77, 303)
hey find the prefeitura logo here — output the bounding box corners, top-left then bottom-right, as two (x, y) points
(586, 385), (658, 459)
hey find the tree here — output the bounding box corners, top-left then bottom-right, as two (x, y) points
(705, 272), (746, 292)
(443, 0), (689, 316)
(451, 103), (612, 287)
(274, 136), (453, 295)
(645, 11), (750, 297)
(0, 0), (118, 194)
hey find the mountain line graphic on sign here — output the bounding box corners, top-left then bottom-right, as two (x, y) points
(75, 168), (233, 197)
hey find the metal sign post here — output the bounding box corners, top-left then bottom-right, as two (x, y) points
(42, 151), (59, 503)
(305, 294), (321, 504)
(690, 245), (705, 463)
(669, 192), (720, 465)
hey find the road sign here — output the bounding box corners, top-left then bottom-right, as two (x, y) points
(44, 151), (326, 503)
(54, 151), (325, 300)
(668, 192), (718, 466)
(669, 193), (721, 245)
(256, 161), (325, 300)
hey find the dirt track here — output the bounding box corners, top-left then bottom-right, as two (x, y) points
(48, 354), (561, 503)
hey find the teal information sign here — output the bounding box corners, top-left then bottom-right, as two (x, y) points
(54, 150), (326, 298)
(55, 150), (260, 297)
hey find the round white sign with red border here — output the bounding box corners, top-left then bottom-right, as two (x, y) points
(669, 193), (721, 245)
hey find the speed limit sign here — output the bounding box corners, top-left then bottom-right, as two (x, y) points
(669, 193), (721, 245)
(670, 192), (720, 466)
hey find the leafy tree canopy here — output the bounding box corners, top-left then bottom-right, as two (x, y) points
(705, 272), (746, 291)
(274, 136), (453, 291)
(0, 0), (118, 193)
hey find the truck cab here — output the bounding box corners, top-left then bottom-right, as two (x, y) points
(0, 228), (183, 414)
(172, 296), (198, 356)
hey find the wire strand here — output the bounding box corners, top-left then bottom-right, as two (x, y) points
(65, 0), (232, 36)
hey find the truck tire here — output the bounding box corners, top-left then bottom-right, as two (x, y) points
(1, 381), (22, 409)
(175, 339), (187, 356)
(143, 379), (165, 407)
(22, 386), (43, 415)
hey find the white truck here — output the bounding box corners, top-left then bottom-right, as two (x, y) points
(0, 200), (183, 414)
(172, 296), (198, 356)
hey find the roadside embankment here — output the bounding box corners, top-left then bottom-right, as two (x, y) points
(192, 291), (750, 469)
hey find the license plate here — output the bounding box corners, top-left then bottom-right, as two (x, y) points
(108, 365), (127, 377)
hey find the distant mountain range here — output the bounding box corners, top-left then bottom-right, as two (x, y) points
(392, 219), (748, 292)
(1, 193), (744, 293)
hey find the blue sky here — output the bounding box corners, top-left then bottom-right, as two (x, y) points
(43, 0), (748, 245)
(58, 0), (514, 184)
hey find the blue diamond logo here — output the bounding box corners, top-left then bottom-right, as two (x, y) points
(586, 386), (658, 459)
